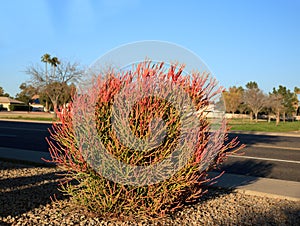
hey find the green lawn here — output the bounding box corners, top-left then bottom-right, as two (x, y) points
(0, 112), (55, 122)
(228, 119), (300, 132)
(0, 115), (54, 122)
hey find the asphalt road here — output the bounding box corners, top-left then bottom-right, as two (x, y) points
(0, 120), (299, 181)
(0, 121), (51, 152)
(221, 133), (300, 182)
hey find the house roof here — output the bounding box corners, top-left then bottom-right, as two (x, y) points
(0, 96), (25, 104)
(32, 94), (39, 100)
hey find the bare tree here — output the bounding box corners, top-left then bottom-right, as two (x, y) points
(243, 83), (266, 122)
(26, 55), (83, 118)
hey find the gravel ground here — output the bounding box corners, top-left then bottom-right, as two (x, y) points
(0, 160), (299, 226)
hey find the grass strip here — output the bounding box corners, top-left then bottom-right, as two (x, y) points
(228, 119), (300, 132)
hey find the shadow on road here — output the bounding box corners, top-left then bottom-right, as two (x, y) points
(228, 133), (294, 146)
(217, 159), (274, 178)
(206, 159), (274, 191)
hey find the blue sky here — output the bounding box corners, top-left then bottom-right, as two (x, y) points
(0, 0), (299, 97)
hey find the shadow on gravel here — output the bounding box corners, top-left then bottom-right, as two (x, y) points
(234, 203), (300, 225)
(282, 207), (300, 225)
(179, 186), (299, 225)
(0, 221), (10, 226)
(0, 158), (52, 169)
(0, 171), (64, 190)
(185, 170), (299, 225)
(0, 168), (67, 218)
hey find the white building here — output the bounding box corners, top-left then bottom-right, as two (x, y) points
(0, 97), (25, 111)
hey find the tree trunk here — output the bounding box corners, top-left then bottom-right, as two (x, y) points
(250, 112), (253, 121)
(50, 95), (59, 119)
(45, 62), (48, 83)
(254, 112), (258, 123)
(45, 100), (49, 112)
(53, 100), (58, 119)
(268, 114), (271, 123)
(276, 111), (280, 126)
(283, 111), (286, 122)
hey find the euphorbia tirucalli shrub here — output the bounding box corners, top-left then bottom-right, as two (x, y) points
(46, 61), (242, 219)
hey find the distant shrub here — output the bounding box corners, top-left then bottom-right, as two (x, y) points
(9, 104), (31, 111)
(0, 104), (7, 111)
(46, 61), (243, 220)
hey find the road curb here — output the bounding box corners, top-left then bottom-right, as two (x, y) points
(234, 189), (300, 202)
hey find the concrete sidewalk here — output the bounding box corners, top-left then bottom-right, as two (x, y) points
(209, 172), (300, 202)
(0, 147), (299, 202)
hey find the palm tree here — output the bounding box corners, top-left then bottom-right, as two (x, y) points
(41, 53), (52, 112)
(50, 57), (60, 67)
(47, 56), (61, 118)
(41, 53), (51, 83)
(49, 57), (61, 79)
(41, 54), (61, 112)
